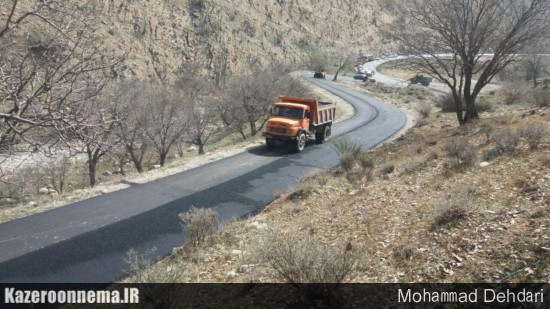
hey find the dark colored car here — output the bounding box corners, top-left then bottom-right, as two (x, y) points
(353, 73), (367, 80)
(313, 71), (326, 78)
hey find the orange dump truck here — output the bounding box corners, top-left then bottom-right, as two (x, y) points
(262, 96), (336, 152)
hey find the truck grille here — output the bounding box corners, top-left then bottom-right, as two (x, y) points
(269, 127), (287, 134)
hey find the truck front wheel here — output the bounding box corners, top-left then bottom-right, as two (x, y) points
(266, 138), (276, 149)
(294, 132), (307, 153)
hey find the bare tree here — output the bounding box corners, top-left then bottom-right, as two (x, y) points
(140, 87), (189, 167)
(382, 0), (550, 125)
(224, 72), (275, 138)
(0, 1), (123, 151)
(68, 87), (124, 187)
(222, 67), (313, 139)
(117, 81), (150, 173)
(332, 48), (354, 81)
(521, 52), (547, 87)
(307, 48), (330, 73)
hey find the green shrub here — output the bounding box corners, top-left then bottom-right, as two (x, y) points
(332, 137), (363, 158)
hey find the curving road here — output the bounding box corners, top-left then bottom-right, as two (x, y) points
(0, 76), (406, 283)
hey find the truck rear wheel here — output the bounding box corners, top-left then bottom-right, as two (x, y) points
(294, 132), (307, 153)
(315, 125), (331, 144)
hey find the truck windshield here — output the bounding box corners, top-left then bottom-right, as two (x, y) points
(272, 106), (304, 119)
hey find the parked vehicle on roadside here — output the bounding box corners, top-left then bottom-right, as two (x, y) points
(313, 70), (326, 78)
(263, 96), (336, 153)
(410, 73), (432, 86)
(354, 73), (367, 80)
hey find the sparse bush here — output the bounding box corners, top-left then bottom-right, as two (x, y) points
(357, 151), (373, 168)
(518, 124), (547, 149)
(530, 88), (550, 107)
(378, 163), (395, 176)
(393, 244), (415, 262)
(444, 138), (477, 167)
(332, 137), (363, 158)
(288, 182), (316, 200)
(345, 167), (373, 185)
(502, 86), (523, 105)
(483, 147), (502, 161)
(430, 186), (474, 230)
(408, 143), (423, 155)
(476, 97), (493, 112)
(339, 153), (355, 171)
(436, 94), (460, 112)
(255, 229), (362, 283)
(179, 207), (218, 246)
(416, 102), (432, 118)
(401, 156), (427, 174)
(124, 248), (181, 283)
(480, 121), (494, 143)
(333, 138), (374, 171)
(317, 172), (330, 186)
(491, 128), (520, 153)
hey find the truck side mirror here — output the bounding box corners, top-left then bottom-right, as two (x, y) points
(305, 111), (311, 119)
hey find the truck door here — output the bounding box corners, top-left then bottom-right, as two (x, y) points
(303, 108), (310, 131)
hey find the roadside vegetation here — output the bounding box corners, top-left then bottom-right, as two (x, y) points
(122, 74), (549, 284)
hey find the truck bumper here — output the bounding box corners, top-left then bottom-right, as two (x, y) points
(263, 132), (296, 142)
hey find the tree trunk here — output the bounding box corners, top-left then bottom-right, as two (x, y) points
(533, 77), (538, 88)
(333, 69), (340, 81)
(127, 146), (143, 173)
(238, 130), (247, 140)
(159, 152), (167, 167)
(463, 99), (479, 125)
(88, 159), (97, 187)
(249, 121), (258, 136)
(198, 143), (205, 155)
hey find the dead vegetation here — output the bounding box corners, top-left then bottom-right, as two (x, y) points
(123, 78), (550, 283)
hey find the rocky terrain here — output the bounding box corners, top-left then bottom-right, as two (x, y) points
(90, 0), (389, 82)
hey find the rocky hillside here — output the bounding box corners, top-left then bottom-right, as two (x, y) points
(91, 0), (388, 82)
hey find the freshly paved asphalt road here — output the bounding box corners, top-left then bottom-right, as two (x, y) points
(0, 76), (406, 283)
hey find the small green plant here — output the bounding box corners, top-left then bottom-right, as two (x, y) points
(357, 151), (373, 168)
(332, 137), (374, 170)
(332, 137), (363, 158)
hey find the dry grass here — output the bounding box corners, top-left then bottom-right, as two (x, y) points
(179, 207), (218, 246)
(123, 77), (550, 284)
(253, 229), (362, 283)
